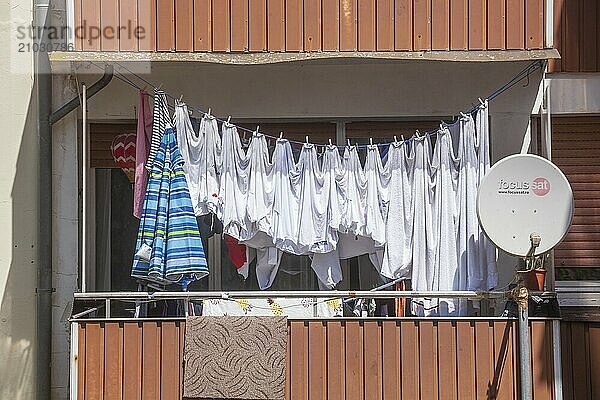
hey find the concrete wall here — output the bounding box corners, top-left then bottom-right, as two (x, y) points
(0, 0), (39, 398)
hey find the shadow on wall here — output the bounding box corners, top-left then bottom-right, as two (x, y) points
(0, 86), (38, 399)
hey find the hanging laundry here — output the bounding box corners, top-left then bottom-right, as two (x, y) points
(431, 128), (461, 316)
(296, 143), (329, 254)
(455, 115), (484, 292)
(243, 132), (274, 248)
(321, 144), (347, 246)
(174, 101), (203, 217)
(133, 90), (153, 218)
(410, 135), (436, 316)
(476, 102), (498, 290)
(270, 139), (302, 254)
(381, 141), (415, 279)
(146, 89), (171, 170)
(196, 114), (222, 216)
(132, 128), (208, 284)
(224, 234), (247, 269)
(341, 145), (368, 237)
(364, 144), (390, 247)
(218, 122), (250, 240)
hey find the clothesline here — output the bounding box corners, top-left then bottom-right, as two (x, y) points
(88, 59), (544, 149)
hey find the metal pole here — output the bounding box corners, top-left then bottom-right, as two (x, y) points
(82, 84), (87, 292)
(517, 287), (532, 400)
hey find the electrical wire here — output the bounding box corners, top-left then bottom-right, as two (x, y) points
(83, 59), (545, 149)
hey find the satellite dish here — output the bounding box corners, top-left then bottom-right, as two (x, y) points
(477, 154), (573, 257)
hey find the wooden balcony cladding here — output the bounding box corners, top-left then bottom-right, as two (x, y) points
(560, 321), (600, 400)
(550, 0), (600, 72)
(75, 319), (557, 400)
(73, 0), (548, 52)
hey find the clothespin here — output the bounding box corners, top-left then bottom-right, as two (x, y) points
(478, 97), (485, 106)
(279, 131), (284, 139)
(306, 136), (309, 144)
(347, 139), (351, 147)
(460, 112), (468, 119)
(401, 135), (405, 143)
(329, 138), (333, 146)
(226, 116), (231, 125)
(369, 138), (373, 146)
(178, 94), (183, 103)
(415, 130), (421, 139)
(207, 108), (212, 118)
(254, 125), (260, 136)
(394, 136), (398, 144)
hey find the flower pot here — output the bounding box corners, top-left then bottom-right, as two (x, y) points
(517, 269), (546, 291)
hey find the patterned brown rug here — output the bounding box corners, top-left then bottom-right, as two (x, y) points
(183, 316), (287, 400)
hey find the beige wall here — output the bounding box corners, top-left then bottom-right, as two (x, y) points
(0, 0), (39, 399)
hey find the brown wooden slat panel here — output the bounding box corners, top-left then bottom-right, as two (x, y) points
(81, 0), (101, 50)
(438, 321), (457, 400)
(560, 323), (574, 400)
(363, 321), (383, 400)
(548, 0), (564, 71)
(419, 321), (438, 400)
(468, 0), (486, 49)
(531, 321), (552, 400)
(590, 324), (600, 399)
(581, 0), (598, 71)
(345, 321), (364, 400)
(308, 321), (327, 399)
(340, 0), (358, 50)
(382, 321), (401, 400)
(358, 0), (376, 51)
(249, 0), (267, 51)
(494, 322), (515, 400)
(555, 249), (600, 258)
(395, 0), (413, 50)
(449, 0), (467, 50)
(525, 0), (543, 49)
(322, 0), (340, 50)
(571, 323), (591, 399)
(506, 0), (524, 49)
(564, 232), (600, 241)
(400, 321), (419, 400)
(327, 322), (345, 400)
(555, 257), (600, 266)
(286, 0), (303, 51)
(563, 0), (580, 71)
(104, 323), (123, 399)
(175, 0), (194, 51)
(73, 0), (82, 50)
(413, 0), (431, 50)
(86, 323), (104, 399)
(194, 0), (212, 51)
(231, 0), (249, 51)
(157, 0), (175, 51)
(212, 0), (231, 51)
(119, 0), (139, 51)
(139, 0), (157, 50)
(303, 0), (322, 51)
(123, 323), (142, 400)
(553, 157), (600, 166)
(290, 321), (308, 400)
(475, 322), (494, 400)
(100, 0), (119, 51)
(571, 183), (600, 191)
(267, 0), (285, 51)
(285, 322), (290, 400)
(487, 0), (506, 50)
(160, 322), (180, 400)
(554, 140), (600, 150)
(456, 322), (476, 399)
(431, 0), (449, 50)
(78, 324), (86, 400)
(142, 322), (161, 399)
(376, 0), (394, 51)
(560, 241), (600, 250)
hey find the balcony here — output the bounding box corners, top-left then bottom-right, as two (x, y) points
(69, 290), (592, 400)
(60, 0), (558, 65)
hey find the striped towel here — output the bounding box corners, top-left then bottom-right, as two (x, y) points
(146, 90), (171, 171)
(132, 128), (209, 284)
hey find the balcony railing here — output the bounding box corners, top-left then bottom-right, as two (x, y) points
(70, 0), (550, 53)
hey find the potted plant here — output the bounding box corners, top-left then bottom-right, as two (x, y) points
(516, 253), (549, 291)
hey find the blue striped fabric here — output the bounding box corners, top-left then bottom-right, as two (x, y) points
(132, 128), (208, 285)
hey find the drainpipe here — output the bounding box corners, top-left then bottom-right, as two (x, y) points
(34, 0), (52, 397)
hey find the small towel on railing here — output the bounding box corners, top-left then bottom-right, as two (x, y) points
(183, 316), (287, 400)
